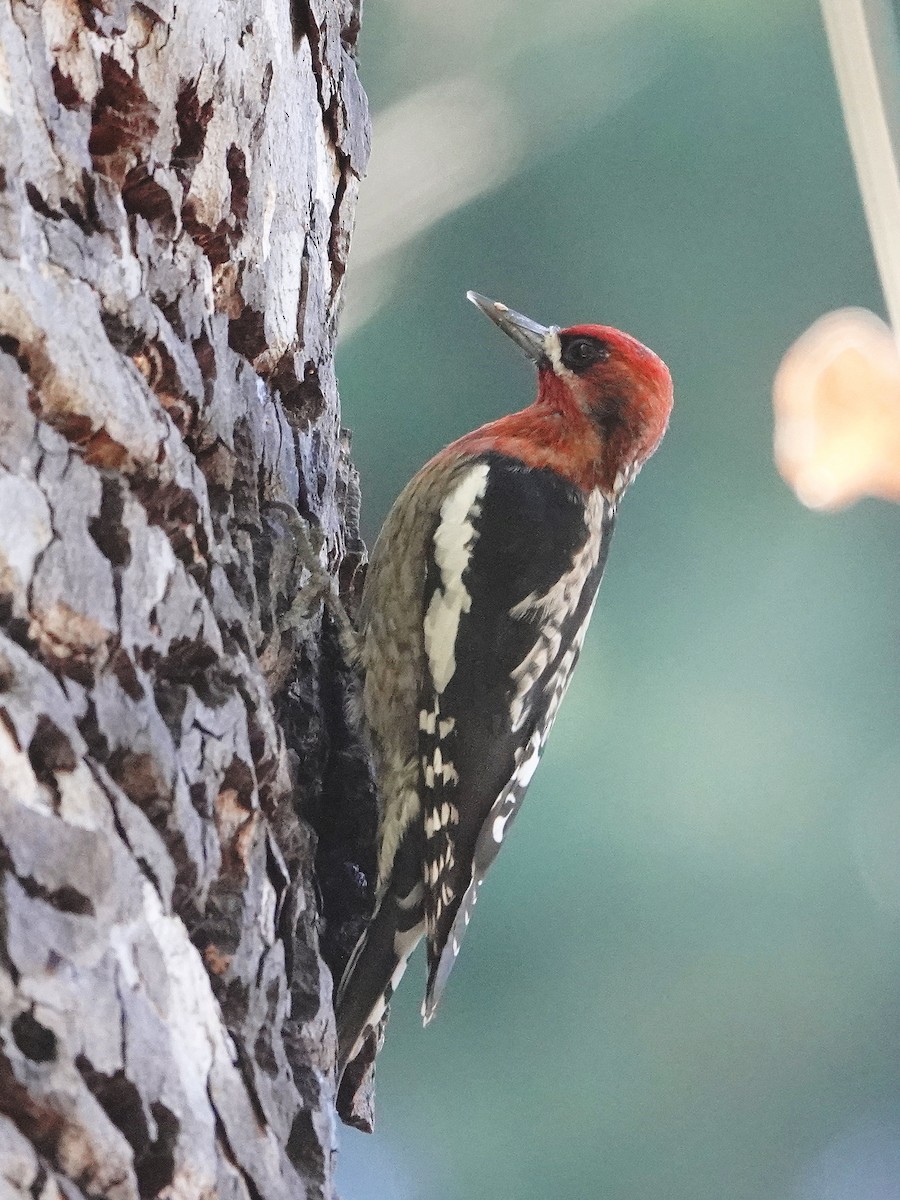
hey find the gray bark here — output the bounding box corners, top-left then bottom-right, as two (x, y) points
(0, 1), (371, 1196)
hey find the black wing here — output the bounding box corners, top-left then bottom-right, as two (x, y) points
(418, 452), (615, 1019)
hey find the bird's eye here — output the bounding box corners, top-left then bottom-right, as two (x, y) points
(560, 336), (610, 373)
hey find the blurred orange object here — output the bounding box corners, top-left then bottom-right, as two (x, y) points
(773, 307), (900, 509)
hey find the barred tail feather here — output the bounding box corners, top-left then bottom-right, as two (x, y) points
(336, 886), (425, 1076)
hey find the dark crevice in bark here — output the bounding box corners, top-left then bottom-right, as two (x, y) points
(173, 81), (215, 178)
(12, 1013), (58, 1064)
(88, 477), (132, 568)
(90, 55), (160, 177)
(14, 875), (94, 918)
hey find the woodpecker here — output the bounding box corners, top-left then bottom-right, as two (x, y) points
(336, 292), (673, 1081)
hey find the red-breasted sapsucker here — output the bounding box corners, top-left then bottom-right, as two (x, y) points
(336, 292), (673, 1079)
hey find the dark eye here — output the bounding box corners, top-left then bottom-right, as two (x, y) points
(560, 336), (610, 373)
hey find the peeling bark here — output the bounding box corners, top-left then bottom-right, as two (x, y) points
(0, 1), (371, 1196)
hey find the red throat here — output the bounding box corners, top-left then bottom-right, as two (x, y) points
(445, 403), (605, 493)
(443, 330), (672, 497)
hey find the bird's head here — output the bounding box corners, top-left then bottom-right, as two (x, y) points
(468, 292), (673, 494)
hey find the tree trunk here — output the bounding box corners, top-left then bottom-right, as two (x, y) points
(0, 1), (371, 1197)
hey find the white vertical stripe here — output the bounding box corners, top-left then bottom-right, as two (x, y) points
(423, 463), (490, 693)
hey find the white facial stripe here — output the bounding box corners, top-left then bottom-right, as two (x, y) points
(423, 463), (490, 694)
(613, 462), (641, 497)
(544, 327), (575, 379)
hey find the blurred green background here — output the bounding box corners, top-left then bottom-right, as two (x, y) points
(335, 1), (900, 1197)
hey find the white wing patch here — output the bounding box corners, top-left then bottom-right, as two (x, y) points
(422, 463), (490, 694)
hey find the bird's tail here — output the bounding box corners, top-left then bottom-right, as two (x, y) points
(336, 883), (425, 1076)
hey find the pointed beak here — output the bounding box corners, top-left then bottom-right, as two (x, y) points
(467, 291), (554, 363)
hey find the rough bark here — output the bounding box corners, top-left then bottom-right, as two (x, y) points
(0, 1), (372, 1197)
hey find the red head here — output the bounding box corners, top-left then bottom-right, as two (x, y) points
(466, 293), (673, 497)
